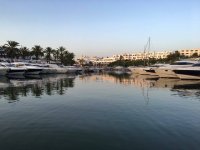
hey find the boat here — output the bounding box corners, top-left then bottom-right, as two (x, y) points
(154, 61), (198, 78)
(173, 63), (200, 80)
(132, 64), (165, 76)
(129, 37), (160, 76)
(65, 66), (80, 73)
(11, 62), (42, 75)
(1, 63), (25, 75)
(113, 66), (132, 75)
(33, 64), (57, 74)
(48, 64), (67, 74)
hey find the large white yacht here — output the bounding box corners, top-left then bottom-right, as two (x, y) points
(11, 62), (42, 75)
(113, 66), (132, 75)
(1, 63), (25, 75)
(48, 64), (67, 74)
(154, 61), (198, 78)
(173, 63), (200, 80)
(65, 66), (81, 73)
(33, 64), (57, 74)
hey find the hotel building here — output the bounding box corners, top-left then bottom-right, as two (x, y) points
(178, 49), (200, 57)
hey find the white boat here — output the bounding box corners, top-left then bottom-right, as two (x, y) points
(113, 66), (131, 75)
(0, 64), (9, 76)
(34, 64), (57, 74)
(173, 63), (200, 80)
(1, 63), (25, 75)
(11, 62), (42, 75)
(154, 61), (198, 78)
(48, 64), (67, 74)
(65, 66), (80, 73)
(132, 64), (165, 76)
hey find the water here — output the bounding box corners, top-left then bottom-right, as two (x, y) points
(0, 74), (200, 150)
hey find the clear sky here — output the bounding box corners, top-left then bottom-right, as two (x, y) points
(0, 0), (200, 57)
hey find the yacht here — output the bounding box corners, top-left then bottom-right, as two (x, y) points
(132, 64), (166, 76)
(154, 61), (198, 78)
(173, 63), (200, 80)
(11, 62), (42, 75)
(48, 64), (67, 74)
(65, 66), (80, 73)
(1, 63), (25, 75)
(34, 64), (57, 74)
(113, 66), (132, 75)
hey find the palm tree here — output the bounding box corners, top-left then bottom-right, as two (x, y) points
(19, 46), (30, 59)
(4, 41), (20, 60)
(53, 49), (60, 62)
(63, 51), (75, 65)
(0, 45), (6, 58)
(44, 47), (53, 63)
(31, 45), (43, 60)
(57, 46), (66, 64)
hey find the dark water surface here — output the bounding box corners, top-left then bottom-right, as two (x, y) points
(0, 74), (200, 150)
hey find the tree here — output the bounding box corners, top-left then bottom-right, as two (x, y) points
(62, 51), (75, 65)
(166, 51), (180, 63)
(4, 41), (20, 60)
(0, 45), (6, 58)
(53, 49), (60, 62)
(44, 47), (53, 63)
(19, 46), (30, 59)
(57, 46), (66, 64)
(191, 52), (198, 58)
(31, 45), (43, 60)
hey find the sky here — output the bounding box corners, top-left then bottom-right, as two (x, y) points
(0, 0), (200, 57)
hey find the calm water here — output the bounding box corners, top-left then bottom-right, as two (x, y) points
(0, 73), (200, 150)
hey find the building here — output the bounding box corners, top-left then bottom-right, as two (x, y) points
(113, 51), (171, 61)
(178, 49), (200, 57)
(94, 57), (116, 65)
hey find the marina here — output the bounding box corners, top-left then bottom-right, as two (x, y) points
(0, 73), (200, 150)
(1, 0), (200, 149)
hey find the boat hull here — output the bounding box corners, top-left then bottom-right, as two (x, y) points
(7, 69), (25, 75)
(25, 69), (42, 75)
(173, 70), (200, 80)
(155, 68), (179, 78)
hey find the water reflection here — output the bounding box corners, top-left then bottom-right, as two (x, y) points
(79, 73), (200, 100)
(1, 73), (200, 101)
(0, 75), (75, 102)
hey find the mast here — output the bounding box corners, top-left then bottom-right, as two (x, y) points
(143, 37), (151, 66)
(147, 37), (151, 66)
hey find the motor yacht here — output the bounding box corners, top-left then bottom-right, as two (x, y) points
(11, 62), (42, 75)
(1, 63), (25, 75)
(65, 66), (80, 73)
(132, 64), (166, 76)
(113, 66), (132, 75)
(48, 64), (67, 74)
(173, 63), (200, 80)
(154, 61), (198, 78)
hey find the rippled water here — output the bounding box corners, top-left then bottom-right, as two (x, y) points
(0, 73), (200, 150)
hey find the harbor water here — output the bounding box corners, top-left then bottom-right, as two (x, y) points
(0, 73), (200, 150)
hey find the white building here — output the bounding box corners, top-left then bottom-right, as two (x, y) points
(179, 49), (200, 57)
(94, 57), (116, 65)
(113, 51), (171, 61)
